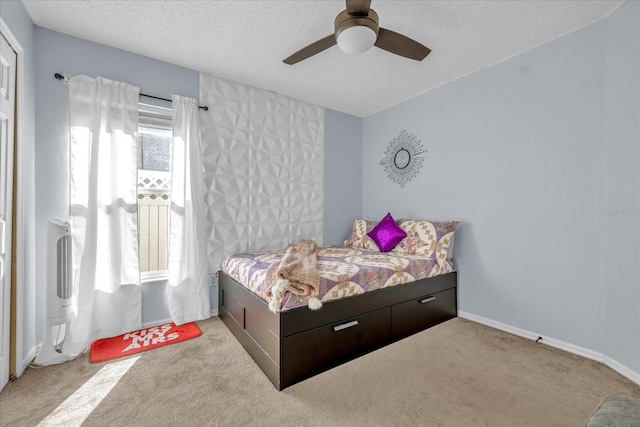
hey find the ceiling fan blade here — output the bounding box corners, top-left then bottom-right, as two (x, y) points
(283, 34), (337, 65)
(375, 28), (431, 61)
(345, 0), (371, 16)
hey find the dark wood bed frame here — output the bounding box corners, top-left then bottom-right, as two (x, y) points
(218, 270), (457, 390)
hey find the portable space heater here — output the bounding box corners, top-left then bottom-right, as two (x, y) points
(33, 218), (80, 366)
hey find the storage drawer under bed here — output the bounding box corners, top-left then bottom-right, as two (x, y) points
(281, 307), (391, 388)
(391, 287), (457, 340)
(220, 275), (280, 363)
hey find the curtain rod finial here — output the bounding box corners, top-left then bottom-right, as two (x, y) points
(54, 73), (70, 84)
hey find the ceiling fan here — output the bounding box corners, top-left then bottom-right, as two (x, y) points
(283, 0), (431, 65)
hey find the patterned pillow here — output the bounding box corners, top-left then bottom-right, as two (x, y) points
(393, 220), (459, 265)
(344, 218), (379, 250)
(367, 213), (407, 252)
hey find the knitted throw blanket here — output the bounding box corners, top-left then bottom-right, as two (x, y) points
(264, 239), (323, 313)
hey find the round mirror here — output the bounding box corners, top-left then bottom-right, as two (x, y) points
(394, 148), (411, 169)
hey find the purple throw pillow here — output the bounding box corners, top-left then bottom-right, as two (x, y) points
(367, 213), (407, 252)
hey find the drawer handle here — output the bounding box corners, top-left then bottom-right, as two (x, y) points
(333, 320), (359, 332)
(420, 296), (436, 304)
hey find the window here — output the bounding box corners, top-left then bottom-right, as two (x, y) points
(137, 104), (172, 281)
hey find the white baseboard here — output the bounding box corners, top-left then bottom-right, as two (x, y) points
(537, 334), (604, 363)
(604, 355), (640, 386)
(459, 311), (540, 341)
(458, 311), (639, 386)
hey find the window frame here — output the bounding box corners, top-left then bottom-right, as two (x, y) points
(137, 103), (173, 283)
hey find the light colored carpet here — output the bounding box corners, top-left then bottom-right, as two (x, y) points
(1, 317), (638, 426)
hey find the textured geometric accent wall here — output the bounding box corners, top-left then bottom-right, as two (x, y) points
(199, 73), (324, 272)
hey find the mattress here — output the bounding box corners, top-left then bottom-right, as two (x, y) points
(221, 245), (454, 311)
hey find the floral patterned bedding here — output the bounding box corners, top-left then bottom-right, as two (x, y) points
(222, 245), (455, 312)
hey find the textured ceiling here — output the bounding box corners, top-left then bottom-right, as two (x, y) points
(22, 0), (624, 117)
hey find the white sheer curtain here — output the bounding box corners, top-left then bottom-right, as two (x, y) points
(67, 75), (141, 352)
(167, 95), (210, 324)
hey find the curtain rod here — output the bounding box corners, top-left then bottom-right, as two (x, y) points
(54, 73), (208, 111)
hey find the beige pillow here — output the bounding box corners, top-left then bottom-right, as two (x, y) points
(344, 218), (379, 250)
(393, 220), (459, 266)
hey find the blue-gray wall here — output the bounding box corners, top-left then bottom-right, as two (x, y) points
(602, 2), (640, 375)
(324, 109), (363, 245)
(363, 1), (639, 377)
(0, 0), (38, 373)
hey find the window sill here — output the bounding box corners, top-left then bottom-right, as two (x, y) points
(141, 270), (169, 284)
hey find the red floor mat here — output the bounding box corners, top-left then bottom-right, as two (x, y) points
(89, 322), (202, 363)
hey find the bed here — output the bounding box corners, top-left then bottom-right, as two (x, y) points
(217, 217), (459, 390)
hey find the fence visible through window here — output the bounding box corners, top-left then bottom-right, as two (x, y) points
(137, 105), (173, 277)
(137, 170), (171, 273)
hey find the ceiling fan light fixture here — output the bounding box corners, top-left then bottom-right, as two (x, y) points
(334, 9), (379, 55)
(283, 3), (430, 65)
(336, 25), (377, 54)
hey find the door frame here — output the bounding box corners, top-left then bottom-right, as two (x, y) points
(0, 17), (28, 380)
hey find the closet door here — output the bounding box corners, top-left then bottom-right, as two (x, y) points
(0, 32), (17, 392)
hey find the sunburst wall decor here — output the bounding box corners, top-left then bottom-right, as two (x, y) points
(380, 130), (427, 188)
